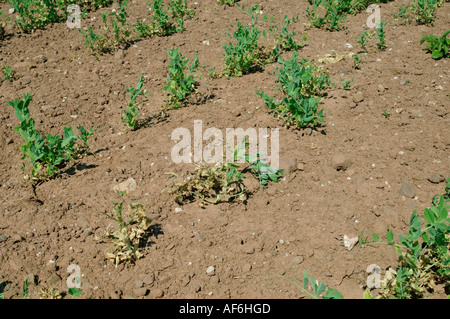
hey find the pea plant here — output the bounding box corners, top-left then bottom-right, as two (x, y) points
(276, 270), (343, 299)
(222, 18), (262, 77)
(363, 194), (449, 299)
(357, 31), (370, 52)
(217, 0), (239, 6)
(305, 0), (348, 31)
(267, 15), (306, 52)
(257, 53), (330, 129)
(393, 0), (444, 25)
(163, 48), (199, 109)
(376, 21), (387, 50)
(9, 0), (63, 33)
(2, 66), (15, 81)
(134, 0), (193, 38)
(420, 30), (450, 60)
(122, 75), (151, 130)
(80, 0), (130, 54)
(8, 93), (94, 181)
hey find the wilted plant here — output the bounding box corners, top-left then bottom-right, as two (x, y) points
(38, 286), (62, 299)
(167, 162), (247, 207)
(167, 138), (283, 206)
(163, 48), (199, 109)
(103, 191), (152, 267)
(8, 93), (94, 180)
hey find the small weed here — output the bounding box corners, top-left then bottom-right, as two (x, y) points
(382, 110), (391, 118)
(420, 30), (450, 60)
(22, 277), (31, 299)
(163, 48), (199, 109)
(102, 191), (152, 267)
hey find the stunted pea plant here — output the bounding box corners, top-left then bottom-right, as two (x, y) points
(122, 75), (151, 130)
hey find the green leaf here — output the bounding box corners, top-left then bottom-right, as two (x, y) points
(323, 288), (344, 299)
(386, 229), (394, 243)
(432, 50), (444, 59)
(372, 233), (380, 242)
(302, 270), (309, 288)
(68, 287), (83, 297)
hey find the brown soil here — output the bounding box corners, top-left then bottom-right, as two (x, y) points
(0, 0), (448, 299)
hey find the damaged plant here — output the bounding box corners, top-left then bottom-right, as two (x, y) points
(167, 138), (283, 206)
(102, 191), (152, 267)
